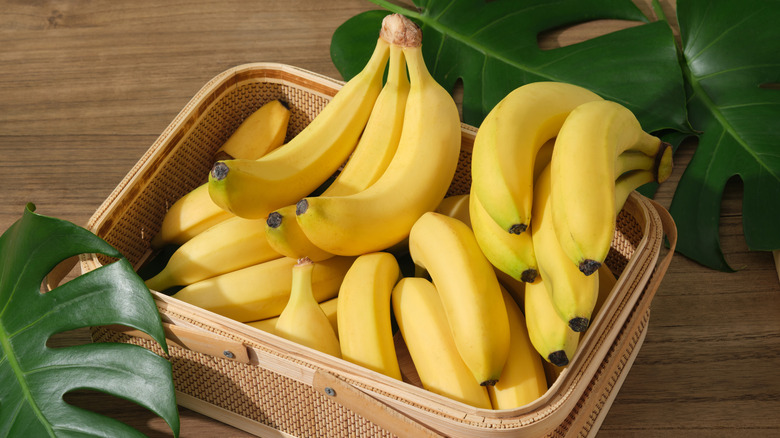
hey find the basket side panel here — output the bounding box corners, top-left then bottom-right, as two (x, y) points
(91, 327), (395, 438)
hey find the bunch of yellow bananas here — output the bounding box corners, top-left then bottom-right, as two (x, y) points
(142, 12), (672, 412)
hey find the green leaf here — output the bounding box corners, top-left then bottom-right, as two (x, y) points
(0, 204), (180, 437)
(670, 0), (780, 271)
(331, 0), (689, 133)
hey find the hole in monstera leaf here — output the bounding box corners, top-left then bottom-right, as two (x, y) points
(41, 255), (81, 293)
(760, 83), (780, 90)
(537, 19), (645, 50)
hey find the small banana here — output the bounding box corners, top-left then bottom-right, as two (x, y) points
(294, 14), (462, 256)
(171, 255), (355, 322)
(550, 100), (669, 275)
(275, 258), (342, 357)
(487, 286), (548, 410)
(470, 82), (603, 235)
(207, 36), (392, 219)
(264, 42), (410, 260)
(408, 211), (510, 386)
(215, 99), (291, 161)
(145, 216), (280, 292)
(151, 99), (291, 248)
(392, 277), (492, 409)
(524, 276), (580, 368)
(532, 165), (600, 332)
(246, 296), (338, 336)
(337, 252), (402, 380)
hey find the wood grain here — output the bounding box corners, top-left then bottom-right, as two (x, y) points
(1, 1), (778, 437)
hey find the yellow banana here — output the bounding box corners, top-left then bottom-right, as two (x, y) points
(550, 100), (668, 275)
(144, 216), (281, 292)
(532, 165), (600, 332)
(151, 99), (291, 248)
(407, 211), (510, 386)
(264, 204), (334, 262)
(487, 287), (548, 410)
(246, 296), (338, 336)
(207, 36), (391, 219)
(337, 252), (402, 380)
(170, 255), (355, 322)
(275, 258), (342, 357)
(294, 14), (462, 256)
(524, 276), (580, 367)
(470, 82), (603, 235)
(392, 277), (492, 409)
(469, 188), (538, 283)
(215, 99), (291, 161)
(264, 43), (410, 260)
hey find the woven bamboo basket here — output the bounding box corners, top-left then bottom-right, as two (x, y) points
(78, 63), (677, 438)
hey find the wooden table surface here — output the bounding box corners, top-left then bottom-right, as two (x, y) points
(2, 1), (778, 437)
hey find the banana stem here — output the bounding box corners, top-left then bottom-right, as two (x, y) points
(380, 14), (422, 48)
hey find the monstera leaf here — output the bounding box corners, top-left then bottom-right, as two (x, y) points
(670, 0), (780, 271)
(0, 204), (179, 437)
(332, 0), (780, 271)
(331, 0), (688, 133)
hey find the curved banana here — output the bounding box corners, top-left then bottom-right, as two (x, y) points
(171, 255), (355, 322)
(470, 82), (603, 235)
(207, 36), (391, 219)
(294, 14), (462, 256)
(524, 277), (580, 367)
(532, 165), (600, 332)
(151, 100), (291, 248)
(392, 277), (492, 409)
(469, 187), (538, 283)
(264, 43), (410, 260)
(487, 286), (548, 410)
(550, 100), (668, 275)
(407, 211), (510, 386)
(246, 296), (338, 336)
(145, 216), (281, 292)
(275, 258), (342, 357)
(215, 99), (291, 161)
(337, 252), (402, 380)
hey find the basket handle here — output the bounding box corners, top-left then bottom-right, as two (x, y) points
(642, 199), (678, 304)
(312, 370), (445, 438)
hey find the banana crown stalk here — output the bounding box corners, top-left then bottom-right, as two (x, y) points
(294, 13), (462, 256)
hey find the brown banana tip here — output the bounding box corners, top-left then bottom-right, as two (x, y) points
(380, 13), (422, 48)
(520, 268), (538, 283)
(569, 317), (590, 333)
(266, 211), (283, 228)
(210, 161), (230, 181)
(548, 351), (570, 368)
(295, 199), (309, 215)
(578, 259), (601, 276)
(480, 379), (499, 387)
(508, 223), (527, 234)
